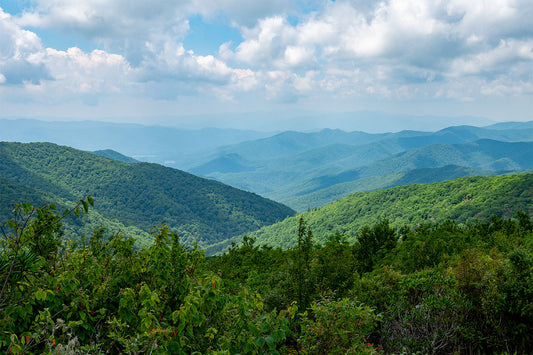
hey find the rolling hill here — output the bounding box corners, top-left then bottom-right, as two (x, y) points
(206, 173), (533, 253)
(283, 139), (533, 198)
(283, 165), (500, 212)
(0, 142), (295, 247)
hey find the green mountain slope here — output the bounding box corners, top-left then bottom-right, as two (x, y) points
(0, 175), (152, 245)
(284, 165), (500, 212)
(0, 142), (295, 246)
(218, 174), (533, 251)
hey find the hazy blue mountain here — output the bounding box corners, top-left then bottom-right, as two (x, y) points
(205, 138), (532, 211)
(290, 139), (533, 197)
(189, 123), (533, 206)
(190, 153), (257, 175)
(485, 121), (533, 130)
(191, 123), (533, 178)
(207, 129), (390, 162)
(0, 119), (275, 168)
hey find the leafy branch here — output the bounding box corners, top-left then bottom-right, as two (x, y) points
(0, 195), (94, 306)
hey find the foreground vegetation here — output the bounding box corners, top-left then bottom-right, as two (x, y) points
(1, 196), (532, 354)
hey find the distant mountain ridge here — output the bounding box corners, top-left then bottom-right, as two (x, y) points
(0, 142), (295, 247)
(190, 123), (533, 210)
(0, 119), (275, 169)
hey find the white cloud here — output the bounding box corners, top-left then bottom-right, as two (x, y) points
(43, 47), (132, 94)
(0, 8), (50, 85)
(449, 39), (533, 76)
(137, 40), (234, 86)
(0, 6), (135, 99)
(1, 0), (532, 122)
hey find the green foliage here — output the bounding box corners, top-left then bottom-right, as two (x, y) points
(0, 199), (296, 354)
(212, 210), (533, 354)
(313, 233), (358, 298)
(354, 219), (396, 274)
(291, 217), (314, 310)
(2, 194), (533, 354)
(299, 297), (382, 355)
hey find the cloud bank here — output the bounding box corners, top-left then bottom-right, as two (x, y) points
(0, 0), (532, 126)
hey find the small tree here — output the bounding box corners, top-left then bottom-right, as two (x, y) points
(355, 219), (397, 274)
(291, 217), (314, 311)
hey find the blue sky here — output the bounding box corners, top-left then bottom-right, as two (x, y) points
(0, 0), (532, 130)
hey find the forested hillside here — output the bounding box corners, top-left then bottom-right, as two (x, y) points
(0, 142), (294, 246)
(211, 174), (533, 252)
(284, 165), (498, 211)
(1, 133), (532, 354)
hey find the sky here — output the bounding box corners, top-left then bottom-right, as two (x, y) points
(0, 0), (532, 131)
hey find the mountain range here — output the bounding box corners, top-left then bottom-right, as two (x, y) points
(1, 118), (532, 253)
(189, 123), (533, 210)
(0, 119), (274, 168)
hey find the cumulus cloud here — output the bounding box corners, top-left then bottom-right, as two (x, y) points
(138, 41), (233, 84)
(449, 39), (533, 77)
(1, 0), (532, 119)
(219, 0), (533, 99)
(0, 8), (51, 85)
(42, 47), (132, 94)
(0, 6), (136, 104)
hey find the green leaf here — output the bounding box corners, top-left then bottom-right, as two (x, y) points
(255, 337), (266, 348)
(81, 200), (89, 214)
(21, 203), (32, 214)
(35, 289), (46, 301)
(265, 335), (275, 350)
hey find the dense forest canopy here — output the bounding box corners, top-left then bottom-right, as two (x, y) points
(1, 197), (532, 354)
